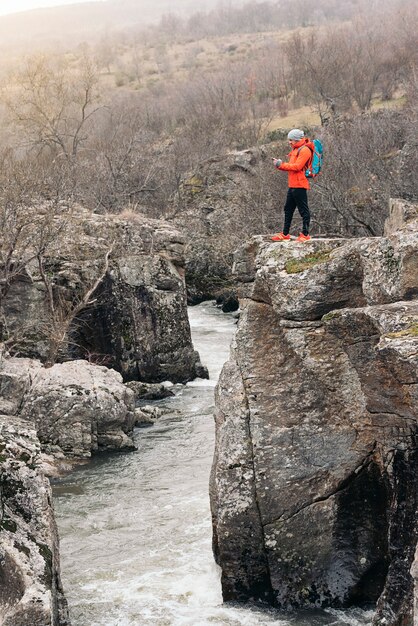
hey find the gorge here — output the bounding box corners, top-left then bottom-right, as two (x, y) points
(0, 198), (417, 625)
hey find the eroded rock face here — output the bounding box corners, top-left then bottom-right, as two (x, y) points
(0, 358), (136, 458)
(3, 207), (207, 383)
(412, 548), (418, 626)
(0, 416), (70, 625)
(210, 198), (418, 623)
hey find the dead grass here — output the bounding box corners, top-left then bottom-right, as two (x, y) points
(370, 94), (406, 111)
(267, 106), (321, 131)
(119, 208), (145, 221)
(266, 95), (406, 133)
(96, 30), (290, 91)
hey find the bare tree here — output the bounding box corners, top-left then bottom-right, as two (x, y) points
(1, 52), (101, 162)
(285, 29), (351, 124)
(344, 17), (384, 112)
(0, 152), (73, 348)
(0, 147), (117, 366)
(37, 246), (113, 367)
(96, 31), (115, 75)
(78, 104), (164, 212)
(284, 2), (417, 121)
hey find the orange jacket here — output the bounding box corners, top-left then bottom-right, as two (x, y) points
(278, 138), (313, 189)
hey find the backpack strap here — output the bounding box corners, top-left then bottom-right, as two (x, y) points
(297, 145), (313, 171)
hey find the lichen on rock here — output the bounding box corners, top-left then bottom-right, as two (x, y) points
(0, 416), (70, 625)
(0, 357), (137, 459)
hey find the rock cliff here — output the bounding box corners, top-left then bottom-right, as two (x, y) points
(0, 416), (70, 625)
(210, 198), (418, 624)
(3, 207), (206, 383)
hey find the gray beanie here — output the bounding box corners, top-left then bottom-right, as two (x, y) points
(288, 128), (305, 141)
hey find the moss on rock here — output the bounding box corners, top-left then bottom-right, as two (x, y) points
(285, 250), (332, 274)
(386, 322), (418, 339)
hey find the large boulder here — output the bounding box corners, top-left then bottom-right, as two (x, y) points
(0, 416), (70, 625)
(2, 206), (207, 383)
(210, 198), (418, 624)
(0, 357), (136, 458)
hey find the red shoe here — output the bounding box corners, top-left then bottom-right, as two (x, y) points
(271, 232), (291, 241)
(296, 233), (311, 242)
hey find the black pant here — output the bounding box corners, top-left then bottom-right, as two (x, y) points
(283, 188), (310, 236)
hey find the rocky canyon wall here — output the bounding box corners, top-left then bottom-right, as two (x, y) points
(2, 206), (206, 383)
(0, 417), (70, 625)
(210, 198), (418, 625)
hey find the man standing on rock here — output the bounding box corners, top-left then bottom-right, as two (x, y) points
(271, 128), (312, 242)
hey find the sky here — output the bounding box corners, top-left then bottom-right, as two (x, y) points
(0, 0), (104, 17)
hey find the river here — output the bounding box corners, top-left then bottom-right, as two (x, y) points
(53, 302), (374, 626)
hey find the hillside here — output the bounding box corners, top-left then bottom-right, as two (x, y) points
(0, 0), (246, 53)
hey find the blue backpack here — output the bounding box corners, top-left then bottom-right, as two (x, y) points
(305, 138), (323, 179)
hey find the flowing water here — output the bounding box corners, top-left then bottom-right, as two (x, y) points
(53, 302), (374, 626)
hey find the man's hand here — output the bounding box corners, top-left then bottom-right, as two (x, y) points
(272, 158), (282, 167)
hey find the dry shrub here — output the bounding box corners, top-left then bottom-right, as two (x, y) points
(312, 108), (417, 237)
